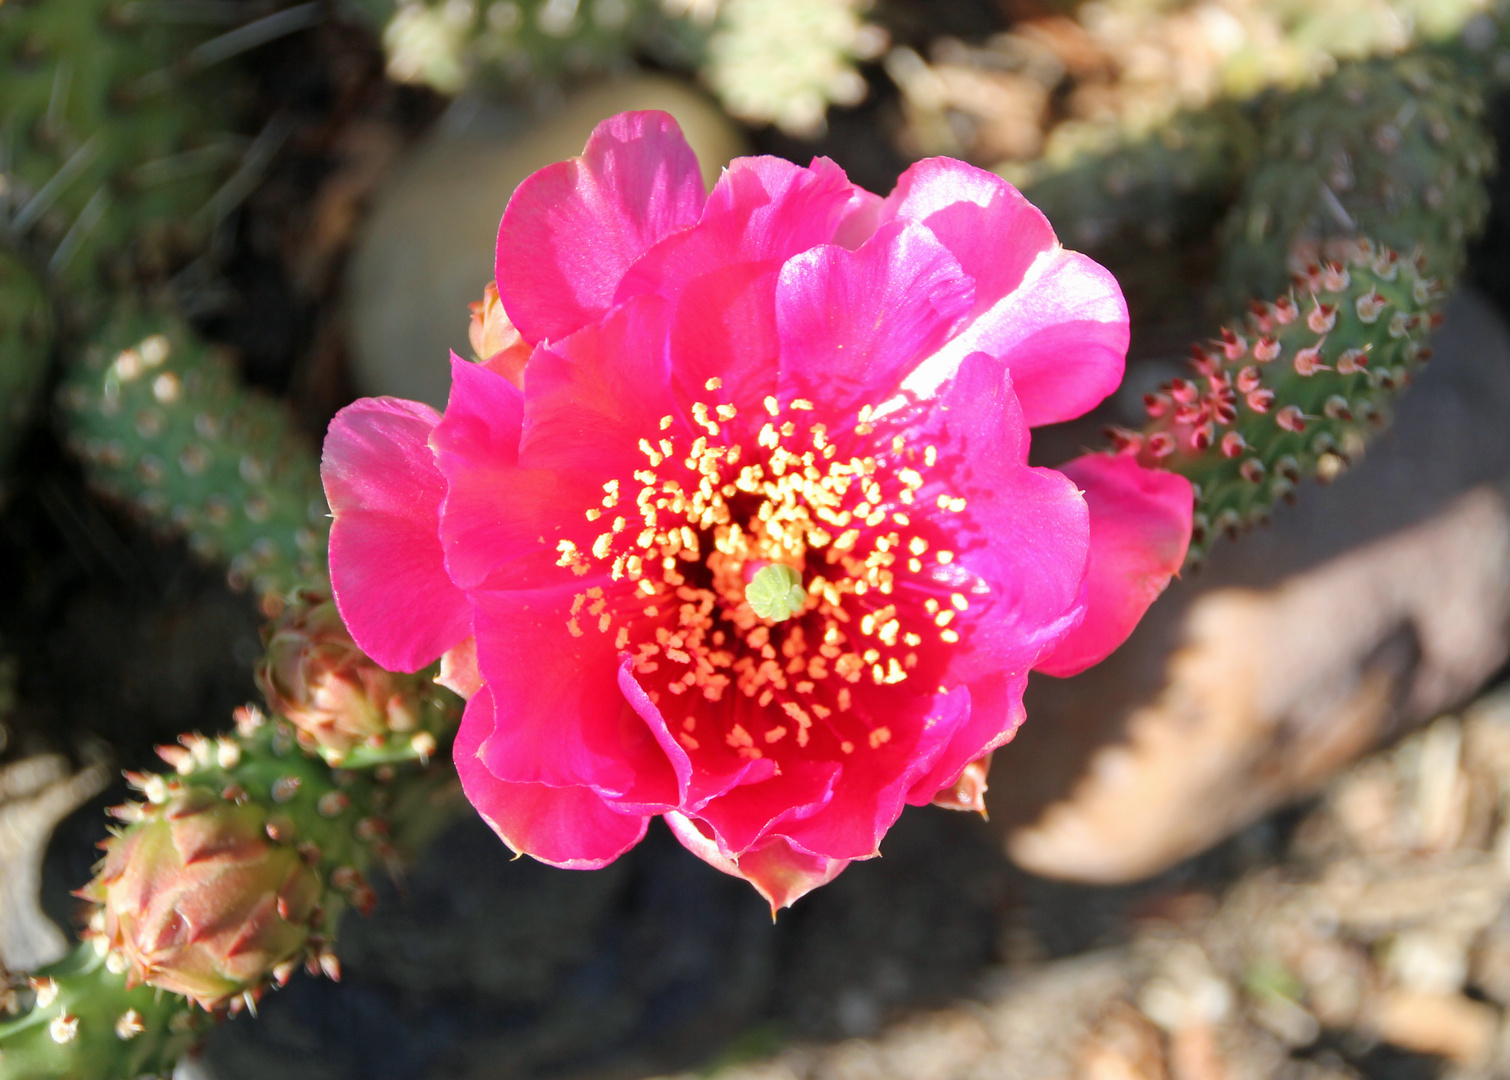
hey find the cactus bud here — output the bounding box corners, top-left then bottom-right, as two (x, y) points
(258, 592), (423, 764)
(82, 788), (321, 1010)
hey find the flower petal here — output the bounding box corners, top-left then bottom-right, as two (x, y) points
(778, 685), (972, 861)
(1034, 453), (1192, 677)
(900, 354), (1090, 685)
(776, 220), (974, 418)
(878, 160), (1128, 427)
(667, 260), (781, 417)
(615, 155), (859, 308)
(431, 357), (572, 592)
(470, 583), (680, 811)
(520, 293), (680, 474)
(496, 111), (707, 345)
(692, 756), (840, 857)
(905, 670), (1025, 806)
(665, 812), (848, 911)
(456, 687), (649, 869)
(879, 158), (1054, 317)
(322, 397), (471, 672)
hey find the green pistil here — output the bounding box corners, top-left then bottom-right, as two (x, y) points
(747, 563), (806, 622)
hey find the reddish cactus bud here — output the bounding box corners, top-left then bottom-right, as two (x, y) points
(1276, 405), (1307, 432)
(1323, 395), (1353, 420)
(1220, 328), (1246, 360)
(1191, 422), (1215, 450)
(1189, 344), (1219, 375)
(82, 789), (321, 1010)
(1169, 378), (1198, 404)
(1245, 389), (1275, 413)
(1146, 431), (1176, 459)
(1272, 295), (1299, 324)
(258, 592), (423, 763)
(1239, 458), (1266, 483)
(1321, 262), (1350, 292)
(1143, 392), (1171, 418)
(1235, 365), (1262, 393)
(1253, 336), (1281, 362)
(1220, 431), (1246, 458)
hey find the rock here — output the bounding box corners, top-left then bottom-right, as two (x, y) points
(0, 753), (109, 972)
(1000, 287), (1510, 884)
(346, 76), (746, 409)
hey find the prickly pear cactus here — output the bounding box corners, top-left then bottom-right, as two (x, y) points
(0, 252), (50, 494)
(1220, 55), (1493, 308)
(57, 307), (330, 604)
(0, 945), (202, 1080)
(1005, 104), (1257, 254)
(0, 0), (240, 293)
(1117, 242), (1443, 567)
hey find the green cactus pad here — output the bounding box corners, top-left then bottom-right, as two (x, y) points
(1005, 104), (1257, 255)
(1118, 240), (1443, 568)
(0, 943), (201, 1080)
(57, 307), (330, 603)
(0, 0), (242, 293)
(1219, 54), (1493, 308)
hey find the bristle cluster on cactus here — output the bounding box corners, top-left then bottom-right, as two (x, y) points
(0, 251), (51, 493)
(1220, 55), (1493, 308)
(56, 307), (330, 604)
(0, 943), (202, 1080)
(0, 0), (239, 294)
(1005, 104), (1256, 255)
(259, 591), (456, 767)
(1113, 241), (1443, 567)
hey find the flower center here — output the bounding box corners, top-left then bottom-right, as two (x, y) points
(553, 378), (969, 759)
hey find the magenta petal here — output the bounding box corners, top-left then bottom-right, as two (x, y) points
(912, 248), (1129, 428)
(668, 261), (781, 414)
(777, 220), (975, 416)
(665, 813), (849, 911)
(905, 670), (1025, 805)
(781, 686), (972, 861)
(470, 584), (680, 810)
(520, 293), (680, 474)
(322, 397), (471, 672)
(615, 155), (859, 308)
(496, 111), (706, 345)
(693, 757), (841, 857)
(879, 158), (1054, 317)
(432, 356), (573, 592)
(617, 663), (777, 813)
(457, 687), (649, 869)
(902, 354), (1089, 683)
(1034, 453), (1193, 677)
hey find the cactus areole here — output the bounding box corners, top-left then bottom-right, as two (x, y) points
(321, 110), (1193, 910)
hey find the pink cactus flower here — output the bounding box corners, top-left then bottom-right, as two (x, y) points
(322, 112), (1192, 909)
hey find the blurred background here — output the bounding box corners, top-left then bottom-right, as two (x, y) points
(4, 0), (1510, 1077)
